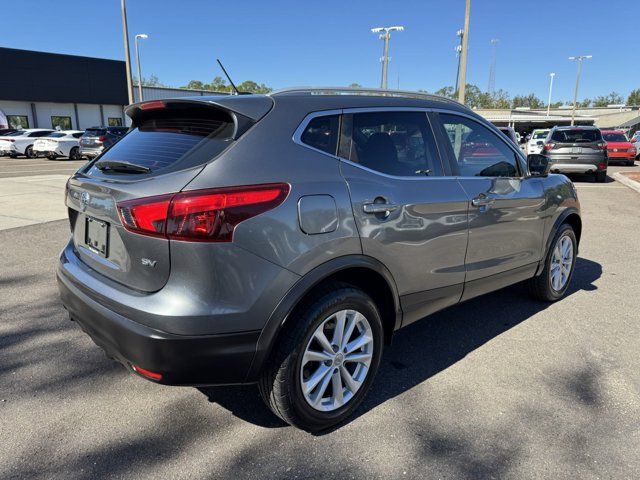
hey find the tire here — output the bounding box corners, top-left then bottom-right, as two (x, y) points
(627, 160), (635, 167)
(595, 170), (607, 183)
(24, 145), (36, 158)
(69, 147), (80, 160)
(47, 155), (57, 160)
(528, 223), (577, 302)
(259, 283), (384, 432)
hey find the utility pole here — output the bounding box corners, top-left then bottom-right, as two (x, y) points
(457, 0), (471, 104)
(487, 38), (498, 93)
(120, 0), (134, 105)
(454, 29), (464, 93)
(135, 34), (149, 102)
(546, 72), (556, 116)
(371, 26), (404, 89)
(569, 55), (592, 125)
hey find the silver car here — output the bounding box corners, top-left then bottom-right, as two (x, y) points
(57, 88), (581, 431)
(542, 126), (608, 182)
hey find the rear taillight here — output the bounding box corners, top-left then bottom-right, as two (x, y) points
(543, 143), (555, 151)
(97, 136), (108, 143)
(117, 183), (290, 242)
(594, 143), (606, 150)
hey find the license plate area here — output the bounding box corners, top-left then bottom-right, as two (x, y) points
(85, 216), (109, 257)
(571, 147), (582, 154)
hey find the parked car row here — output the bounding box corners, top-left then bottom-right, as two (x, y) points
(0, 126), (128, 160)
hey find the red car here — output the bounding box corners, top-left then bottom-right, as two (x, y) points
(602, 130), (636, 166)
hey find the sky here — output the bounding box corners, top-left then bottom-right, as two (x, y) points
(3, 0), (637, 103)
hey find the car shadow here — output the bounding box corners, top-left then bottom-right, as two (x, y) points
(198, 256), (602, 432)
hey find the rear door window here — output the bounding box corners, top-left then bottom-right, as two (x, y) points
(91, 107), (236, 173)
(344, 111), (443, 177)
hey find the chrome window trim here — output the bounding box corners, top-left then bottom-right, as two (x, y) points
(293, 107), (453, 181)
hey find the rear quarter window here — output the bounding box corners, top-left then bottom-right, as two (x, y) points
(300, 115), (339, 155)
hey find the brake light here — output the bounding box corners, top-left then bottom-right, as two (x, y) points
(140, 101), (166, 110)
(117, 183), (290, 242)
(97, 136), (108, 143)
(543, 143), (555, 151)
(132, 365), (163, 381)
(594, 143), (606, 150)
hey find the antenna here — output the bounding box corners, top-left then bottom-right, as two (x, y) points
(216, 59), (240, 95)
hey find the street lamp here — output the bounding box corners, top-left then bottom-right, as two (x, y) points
(569, 55), (592, 125)
(454, 29), (464, 93)
(546, 72), (556, 117)
(457, 0), (471, 104)
(135, 34), (149, 102)
(371, 26), (404, 89)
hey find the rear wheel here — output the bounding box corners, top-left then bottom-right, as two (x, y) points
(595, 170), (607, 183)
(47, 154), (57, 160)
(528, 223), (577, 302)
(627, 160), (635, 166)
(259, 283), (383, 432)
(25, 145), (35, 158)
(69, 147), (80, 160)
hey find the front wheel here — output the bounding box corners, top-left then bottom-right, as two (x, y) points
(528, 224), (577, 302)
(259, 283), (383, 431)
(24, 145), (36, 158)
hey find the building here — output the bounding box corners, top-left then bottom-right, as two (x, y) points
(0, 47), (215, 130)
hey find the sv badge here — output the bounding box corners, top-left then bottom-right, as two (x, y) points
(141, 258), (157, 268)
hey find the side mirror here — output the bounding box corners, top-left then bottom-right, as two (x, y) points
(527, 154), (549, 176)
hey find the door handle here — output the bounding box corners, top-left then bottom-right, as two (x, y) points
(363, 202), (399, 214)
(471, 195), (495, 207)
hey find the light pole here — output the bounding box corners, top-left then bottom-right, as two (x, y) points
(371, 26), (404, 89)
(120, 0), (134, 105)
(135, 34), (149, 102)
(454, 29), (463, 93)
(487, 38), (499, 93)
(569, 55), (592, 125)
(457, 0), (471, 104)
(546, 72), (556, 117)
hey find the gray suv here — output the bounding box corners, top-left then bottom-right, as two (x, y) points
(57, 89), (581, 431)
(542, 126), (608, 182)
(79, 126), (129, 159)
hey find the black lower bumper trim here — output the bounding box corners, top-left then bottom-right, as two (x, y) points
(57, 271), (260, 386)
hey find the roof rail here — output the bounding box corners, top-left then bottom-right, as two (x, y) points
(269, 86), (462, 105)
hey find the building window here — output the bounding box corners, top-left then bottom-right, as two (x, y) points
(51, 116), (72, 130)
(108, 117), (123, 127)
(7, 115), (29, 129)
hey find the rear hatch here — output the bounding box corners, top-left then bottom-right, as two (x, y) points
(80, 128), (107, 149)
(547, 128), (605, 162)
(65, 97), (272, 292)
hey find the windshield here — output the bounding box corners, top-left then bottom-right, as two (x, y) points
(551, 129), (601, 143)
(602, 133), (628, 142)
(533, 131), (548, 139)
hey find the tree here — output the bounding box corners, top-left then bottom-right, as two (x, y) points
(434, 86), (455, 99)
(132, 73), (165, 87)
(237, 80), (272, 93)
(349, 83), (362, 88)
(593, 91), (624, 107)
(512, 93), (544, 109)
(627, 89), (640, 106)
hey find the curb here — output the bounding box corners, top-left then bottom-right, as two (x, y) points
(613, 172), (640, 195)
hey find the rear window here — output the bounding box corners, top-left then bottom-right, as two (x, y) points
(85, 129), (106, 136)
(108, 127), (129, 136)
(602, 132), (628, 142)
(47, 132), (66, 138)
(93, 107), (236, 173)
(551, 129), (601, 143)
(533, 131), (548, 139)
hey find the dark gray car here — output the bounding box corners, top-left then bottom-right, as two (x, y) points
(79, 126), (129, 158)
(542, 125), (608, 182)
(57, 88), (581, 431)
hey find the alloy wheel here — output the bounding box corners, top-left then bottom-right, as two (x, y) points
(300, 309), (374, 412)
(550, 235), (573, 291)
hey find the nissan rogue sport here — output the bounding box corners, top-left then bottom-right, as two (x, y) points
(57, 88), (581, 431)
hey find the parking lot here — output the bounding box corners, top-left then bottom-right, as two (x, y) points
(1, 156), (639, 479)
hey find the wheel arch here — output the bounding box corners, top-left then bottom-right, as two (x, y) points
(536, 207), (581, 276)
(246, 255), (402, 382)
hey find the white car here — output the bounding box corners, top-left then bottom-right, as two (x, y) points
(0, 129), (55, 157)
(629, 131), (640, 159)
(527, 129), (550, 155)
(33, 130), (85, 160)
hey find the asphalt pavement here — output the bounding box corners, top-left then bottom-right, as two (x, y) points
(1, 162), (639, 479)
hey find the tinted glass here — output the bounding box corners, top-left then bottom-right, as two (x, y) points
(533, 131), (548, 139)
(47, 132), (66, 138)
(109, 127), (128, 136)
(95, 110), (235, 172)
(85, 129), (106, 137)
(72, 132), (84, 138)
(440, 114), (520, 177)
(108, 117), (123, 127)
(347, 111), (442, 177)
(51, 116), (72, 130)
(602, 132), (628, 142)
(301, 115), (339, 155)
(29, 131), (53, 137)
(551, 129), (601, 143)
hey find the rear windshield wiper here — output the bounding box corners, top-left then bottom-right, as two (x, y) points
(95, 160), (151, 174)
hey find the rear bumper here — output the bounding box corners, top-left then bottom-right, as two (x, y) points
(57, 259), (260, 386)
(79, 147), (103, 158)
(549, 163), (604, 174)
